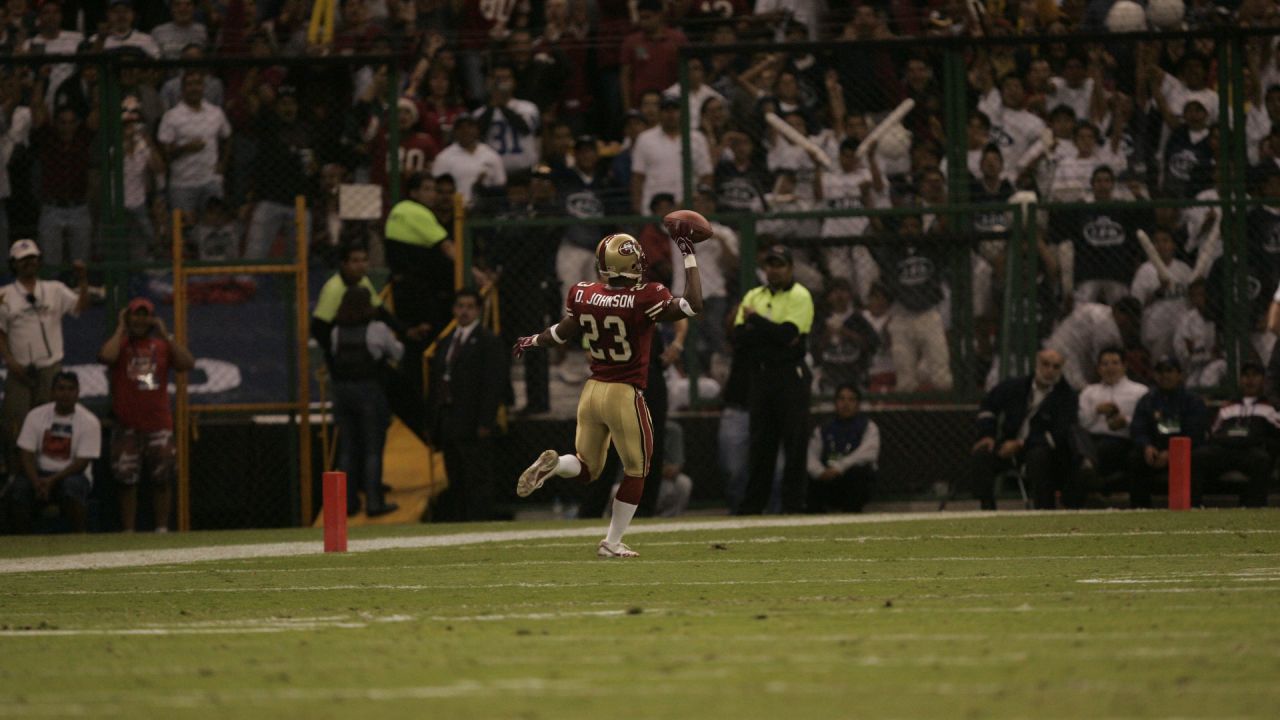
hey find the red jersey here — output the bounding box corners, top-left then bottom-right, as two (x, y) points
(110, 336), (174, 433)
(566, 281), (674, 389)
(369, 129), (441, 188)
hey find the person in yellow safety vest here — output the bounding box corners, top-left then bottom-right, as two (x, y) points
(384, 171), (452, 339)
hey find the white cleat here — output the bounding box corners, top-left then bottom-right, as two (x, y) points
(517, 449), (559, 497)
(597, 539), (639, 559)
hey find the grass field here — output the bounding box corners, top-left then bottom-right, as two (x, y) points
(1, 510), (1278, 719)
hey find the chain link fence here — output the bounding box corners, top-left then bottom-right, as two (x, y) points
(476, 27), (1269, 514)
(2, 22), (1275, 528)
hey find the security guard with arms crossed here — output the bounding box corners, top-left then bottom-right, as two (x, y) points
(385, 172), (452, 338)
(733, 244), (815, 514)
(384, 172), (450, 432)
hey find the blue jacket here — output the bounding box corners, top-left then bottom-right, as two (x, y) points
(1130, 388), (1208, 450)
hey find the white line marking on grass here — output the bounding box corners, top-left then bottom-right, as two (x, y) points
(6, 575), (1030, 596)
(2, 511), (1277, 575)
(0, 613), (418, 637)
(0, 510), (1206, 574)
(514, 528), (1280, 550)
(425, 609), (630, 622)
(1079, 568), (1280, 584)
(98, 553), (1280, 578)
(12, 575), (1280, 598)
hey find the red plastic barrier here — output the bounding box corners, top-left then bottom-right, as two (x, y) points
(323, 471), (348, 552)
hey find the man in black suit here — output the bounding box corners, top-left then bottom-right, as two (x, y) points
(970, 349), (1079, 509)
(427, 289), (508, 522)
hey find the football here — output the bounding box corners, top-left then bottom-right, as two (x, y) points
(663, 209), (714, 243)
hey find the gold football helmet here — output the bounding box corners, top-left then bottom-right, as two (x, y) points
(596, 233), (646, 281)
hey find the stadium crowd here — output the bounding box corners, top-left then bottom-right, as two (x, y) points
(1, 0), (1279, 531)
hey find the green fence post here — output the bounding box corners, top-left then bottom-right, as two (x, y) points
(1230, 31), (1250, 392)
(943, 47), (975, 399)
(681, 52), (700, 408)
(999, 204), (1021, 383)
(1021, 201), (1040, 377)
(99, 55), (124, 313)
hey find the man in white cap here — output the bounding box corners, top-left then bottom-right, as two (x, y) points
(0, 239), (88, 473)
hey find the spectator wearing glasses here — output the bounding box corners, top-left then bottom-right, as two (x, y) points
(0, 239), (87, 475)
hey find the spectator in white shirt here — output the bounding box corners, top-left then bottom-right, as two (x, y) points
(1020, 105), (1074, 194)
(99, 0), (161, 59)
(978, 73), (1048, 174)
(815, 138), (883, 291)
(1246, 84), (1280, 167)
(1045, 298), (1142, 390)
(21, 0), (82, 115)
(0, 71), (30, 248)
(961, 111), (1002, 181)
(159, 45), (225, 110)
(2, 371), (100, 533)
(1047, 54), (1105, 125)
(473, 64), (540, 175)
(157, 72), (229, 218)
(1130, 228), (1193, 361)
(630, 96), (713, 213)
(150, 0), (208, 59)
(431, 115), (506, 205)
(690, 187), (739, 359)
(1075, 347), (1149, 503)
(0, 239), (88, 475)
(766, 109), (826, 204)
(1050, 122), (1127, 201)
(1149, 53), (1219, 130)
(1174, 279), (1225, 389)
(121, 111), (165, 260)
(663, 57), (724, 130)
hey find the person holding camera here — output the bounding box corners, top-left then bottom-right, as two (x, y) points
(0, 239), (87, 476)
(99, 297), (195, 532)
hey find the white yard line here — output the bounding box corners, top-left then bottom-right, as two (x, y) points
(10, 573), (1280, 597)
(1, 510), (1274, 574)
(0, 511), (1037, 574)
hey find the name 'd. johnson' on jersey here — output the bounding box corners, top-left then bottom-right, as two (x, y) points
(585, 293), (636, 309)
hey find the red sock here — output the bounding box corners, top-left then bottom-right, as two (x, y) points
(573, 458), (591, 484)
(616, 474), (644, 505)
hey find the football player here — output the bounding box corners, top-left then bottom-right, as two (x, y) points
(513, 227), (703, 558)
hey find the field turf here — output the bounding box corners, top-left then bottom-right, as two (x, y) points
(1, 510), (1277, 719)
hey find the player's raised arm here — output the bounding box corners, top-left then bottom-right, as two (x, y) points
(655, 220), (703, 322)
(513, 313), (581, 358)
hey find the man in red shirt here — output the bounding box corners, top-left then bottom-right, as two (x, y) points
(620, 0), (688, 110)
(98, 298), (195, 532)
(514, 227), (702, 558)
